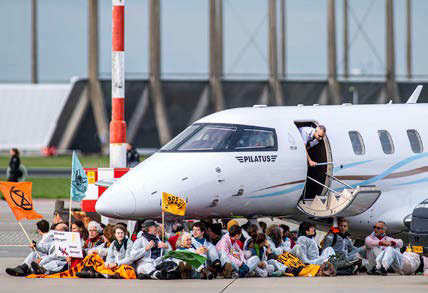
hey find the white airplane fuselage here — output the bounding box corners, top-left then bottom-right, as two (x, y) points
(96, 103), (428, 234)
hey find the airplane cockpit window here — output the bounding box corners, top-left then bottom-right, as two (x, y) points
(235, 129), (275, 150)
(177, 125), (237, 151)
(378, 130), (394, 154)
(348, 131), (365, 155)
(160, 123), (278, 152)
(161, 124), (200, 151)
(407, 129), (423, 153)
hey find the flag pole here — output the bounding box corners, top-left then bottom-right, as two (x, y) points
(18, 221), (40, 258)
(162, 210), (165, 242)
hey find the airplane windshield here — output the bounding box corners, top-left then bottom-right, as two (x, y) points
(160, 123), (277, 152)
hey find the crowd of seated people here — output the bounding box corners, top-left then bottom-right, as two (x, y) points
(5, 217), (428, 279)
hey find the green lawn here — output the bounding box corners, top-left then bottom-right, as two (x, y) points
(0, 155), (110, 168)
(1, 177), (70, 199)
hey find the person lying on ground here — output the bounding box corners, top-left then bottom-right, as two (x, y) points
(291, 222), (335, 265)
(6, 220), (52, 277)
(365, 221), (403, 275)
(130, 220), (170, 280)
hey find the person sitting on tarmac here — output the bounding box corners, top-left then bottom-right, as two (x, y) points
(266, 224), (292, 257)
(365, 221), (403, 275)
(28, 223), (70, 275)
(87, 224), (115, 259)
(226, 220), (247, 249)
(130, 220), (170, 280)
(216, 224), (250, 278)
(77, 224), (134, 279)
(243, 228), (278, 277)
(291, 222), (335, 265)
(298, 125), (326, 167)
(84, 221), (104, 253)
(191, 222), (223, 276)
(280, 224), (293, 249)
(207, 223), (223, 246)
(71, 220), (89, 243)
(323, 218), (365, 262)
(5, 220), (52, 277)
(175, 232), (214, 280)
(168, 222), (185, 250)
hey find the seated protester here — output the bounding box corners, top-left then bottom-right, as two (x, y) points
(30, 223), (70, 275)
(130, 220), (170, 280)
(226, 220), (245, 250)
(266, 225), (291, 257)
(216, 224), (250, 278)
(168, 222), (184, 250)
(6, 220), (52, 277)
(176, 232), (214, 279)
(191, 222), (222, 275)
(280, 224), (293, 249)
(131, 220), (144, 241)
(88, 224), (115, 259)
(71, 220), (89, 243)
(259, 221), (267, 234)
(290, 230), (298, 248)
(291, 222), (335, 265)
(207, 223), (223, 246)
(365, 221), (403, 275)
(323, 218), (364, 261)
(244, 231), (277, 277)
(84, 221), (104, 254)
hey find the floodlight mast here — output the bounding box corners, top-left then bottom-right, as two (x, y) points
(110, 0), (126, 168)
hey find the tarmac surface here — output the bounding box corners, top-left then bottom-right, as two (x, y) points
(0, 200), (427, 292)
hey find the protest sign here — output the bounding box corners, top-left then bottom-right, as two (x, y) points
(53, 231), (83, 258)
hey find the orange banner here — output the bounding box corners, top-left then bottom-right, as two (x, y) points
(0, 182), (43, 221)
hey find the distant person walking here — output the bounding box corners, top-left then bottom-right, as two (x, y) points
(8, 148), (22, 182)
(126, 144), (140, 168)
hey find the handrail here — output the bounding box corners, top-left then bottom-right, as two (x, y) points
(306, 176), (342, 197)
(325, 173), (353, 189)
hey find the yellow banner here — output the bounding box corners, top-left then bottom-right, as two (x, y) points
(27, 253), (136, 279)
(162, 192), (186, 216)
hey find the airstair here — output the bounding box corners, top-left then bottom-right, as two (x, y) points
(297, 174), (381, 218)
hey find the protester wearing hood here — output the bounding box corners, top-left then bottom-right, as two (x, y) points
(291, 222), (335, 265)
(130, 220), (170, 280)
(323, 218), (364, 261)
(6, 220), (52, 276)
(365, 221), (403, 275)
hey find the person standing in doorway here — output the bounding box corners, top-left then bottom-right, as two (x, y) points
(298, 125), (326, 167)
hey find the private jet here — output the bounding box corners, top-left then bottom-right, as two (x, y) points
(95, 86), (428, 234)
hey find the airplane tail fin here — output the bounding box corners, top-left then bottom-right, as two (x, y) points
(406, 85), (423, 104)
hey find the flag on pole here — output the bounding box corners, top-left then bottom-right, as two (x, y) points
(163, 250), (206, 269)
(162, 192), (186, 216)
(70, 151), (88, 202)
(0, 182), (43, 220)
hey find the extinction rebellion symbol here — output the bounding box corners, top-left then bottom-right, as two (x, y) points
(9, 186), (33, 210)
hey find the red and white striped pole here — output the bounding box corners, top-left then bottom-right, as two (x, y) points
(110, 0), (126, 168)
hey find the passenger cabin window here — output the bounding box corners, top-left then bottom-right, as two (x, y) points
(407, 129), (423, 153)
(235, 129), (275, 150)
(348, 131), (365, 155)
(378, 130), (394, 154)
(160, 123), (278, 152)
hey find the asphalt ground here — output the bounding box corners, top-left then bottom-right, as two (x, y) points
(0, 200), (427, 292)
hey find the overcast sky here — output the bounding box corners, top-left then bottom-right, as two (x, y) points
(0, 0), (427, 82)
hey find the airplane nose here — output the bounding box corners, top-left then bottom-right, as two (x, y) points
(95, 183), (136, 219)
